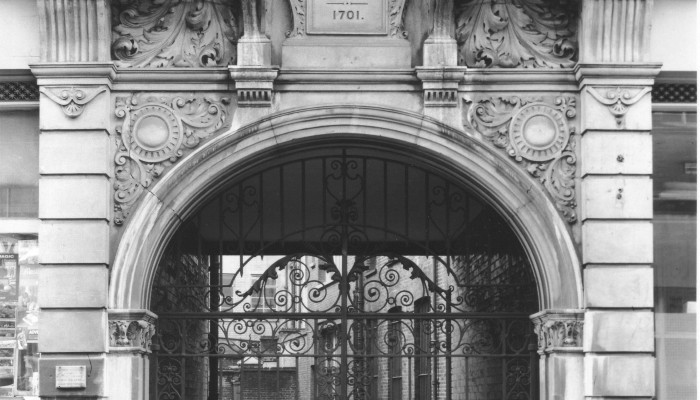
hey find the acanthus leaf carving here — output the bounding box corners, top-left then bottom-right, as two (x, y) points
(41, 87), (107, 118)
(455, 0), (578, 68)
(286, 0), (306, 38)
(532, 311), (584, 353)
(114, 93), (233, 225)
(463, 95), (577, 223)
(587, 86), (651, 128)
(109, 313), (157, 352)
(111, 0), (241, 68)
(388, 0), (408, 39)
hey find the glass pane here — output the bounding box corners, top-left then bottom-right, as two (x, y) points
(0, 110), (39, 218)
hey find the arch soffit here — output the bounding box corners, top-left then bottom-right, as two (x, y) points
(110, 105), (583, 312)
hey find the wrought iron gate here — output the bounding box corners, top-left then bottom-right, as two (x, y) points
(150, 148), (539, 400)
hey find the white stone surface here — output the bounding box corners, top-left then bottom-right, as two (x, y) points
(584, 311), (654, 352)
(39, 130), (112, 176)
(281, 38), (412, 69)
(38, 266), (108, 308)
(39, 176), (111, 219)
(0, 0), (40, 68)
(584, 355), (655, 396)
(582, 221), (653, 264)
(581, 176), (652, 219)
(105, 354), (149, 400)
(39, 310), (107, 353)
(580, 131), (652, 176)
(584, 266), (653, 308)
(545, 353), (584, 400)
(651, 0), (697, 71)
(39, 220), (110, 264)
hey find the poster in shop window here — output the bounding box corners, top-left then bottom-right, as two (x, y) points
(0, 254), (18, 302)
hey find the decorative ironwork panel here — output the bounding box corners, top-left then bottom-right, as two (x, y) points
(150, 147), (539, 400)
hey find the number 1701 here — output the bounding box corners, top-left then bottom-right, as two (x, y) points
(333, 10), (361, 20)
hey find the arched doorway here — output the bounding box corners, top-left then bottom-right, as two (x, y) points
(108, 105), (583, 400)
(149, 144), (539, 399)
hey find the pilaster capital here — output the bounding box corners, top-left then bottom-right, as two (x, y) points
(108, 309), (157, 354)
(530, 309), (584, 354)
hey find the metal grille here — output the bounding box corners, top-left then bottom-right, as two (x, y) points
(151, 148), (539, 400)
(0, 82), (39, 102)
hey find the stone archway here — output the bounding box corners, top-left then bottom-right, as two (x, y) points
(106, 105), (583, 399)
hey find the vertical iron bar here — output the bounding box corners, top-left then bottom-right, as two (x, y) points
(280, 165), (285, 246)
(339, 150), (349, 400)
(301, 160), (306, 242)
(209, 255), (220, 400)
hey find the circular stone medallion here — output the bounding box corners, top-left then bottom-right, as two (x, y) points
(128, 105), (182, 163)
(509, 104), (569, 162)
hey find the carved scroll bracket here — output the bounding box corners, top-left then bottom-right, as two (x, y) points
(41, 86), (107, 118)
(531, 309), (584, 354)
(587, 86), (651, 129)
(108, 310), (157, 354)
(113, 93), (233, 225)
(463, 94), (578, 223)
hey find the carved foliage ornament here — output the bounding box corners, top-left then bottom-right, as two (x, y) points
(287, 0), (408, 38)
(114, 93), (232, 225)
(455, 0), (578, 68)
(532, 314), (583, 353)
(41, 87), (107, 118)
(111, 0), (241, 68)
(587, 86), (651, 128)
(109, 318), (156, 352)
(463, 95), (577, 223)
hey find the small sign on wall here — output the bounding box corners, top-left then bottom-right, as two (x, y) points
(307, 0), (388, 35)
(55, 366), (86, 389)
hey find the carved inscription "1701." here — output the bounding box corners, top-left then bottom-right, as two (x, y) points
(307, 0), (387, 35)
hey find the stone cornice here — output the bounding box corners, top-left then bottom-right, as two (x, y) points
(575, 63), (663, 87)
(29, 63), (117, 87)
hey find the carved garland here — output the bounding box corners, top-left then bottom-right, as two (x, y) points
(111, 0), (241, 68)
(463, 95), (577, 223)
(114, 93), (233, 225)
(286, 0), (408, 38)
(455, 0), (578, 68)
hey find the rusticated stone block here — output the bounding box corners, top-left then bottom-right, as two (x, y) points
(39, 220), (109, 264)
(38, 265), (108, 308)
(584, 355), (655, 396)
(39, 176), (111, 220)
(39, 130), (112, 176)
(580, 131), (652, 175)
(581, 176), (652, 220)
(582, 221), (653, 264)
(584, 266), (653, 308)
(584, 311), (654, 352)
(39, 309), (106, 353)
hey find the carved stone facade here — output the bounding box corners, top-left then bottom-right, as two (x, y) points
(19, 0), (670, 399)
(463, 95), (578, 222)
(531, 310), (585, 354)
(113, 93), (233, 224)
(111, 0), (241, 68)
(108, 310), (157, 353)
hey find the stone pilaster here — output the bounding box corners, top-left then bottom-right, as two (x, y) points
(105, 310), (157, 400)
(577, 1), (659, 399)
(37, 0), (112, 63)
(33, 61), (115, 400)
(423, 0), (457, 66)
(531, 310), (585, 400)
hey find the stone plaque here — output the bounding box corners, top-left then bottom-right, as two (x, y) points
(307, 0), (387, 35)
(55, 366), (86, 389)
